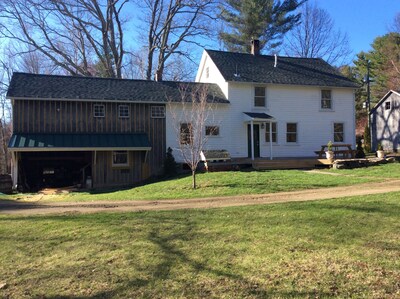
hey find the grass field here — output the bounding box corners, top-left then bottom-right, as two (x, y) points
(7, 163), (399, 202)
(1, 192), (400, 298)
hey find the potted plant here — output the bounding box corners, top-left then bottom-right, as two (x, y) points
(376, 143), (385, 158)
(325, 140), (334, 160)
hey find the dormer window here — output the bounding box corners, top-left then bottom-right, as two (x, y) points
(321, 90), (332, 110)
(254, 87), (265, 107)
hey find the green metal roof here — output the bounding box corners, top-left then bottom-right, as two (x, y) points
(9, 133), (151, 151)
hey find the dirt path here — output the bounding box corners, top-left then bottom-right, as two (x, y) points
(1, 179), (400, 216)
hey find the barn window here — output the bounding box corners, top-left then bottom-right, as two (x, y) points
(93, 104), (105, 117)
(151, 106), (166, 118)
(118, 105), (130, 118)
(112, 151), (129, 167)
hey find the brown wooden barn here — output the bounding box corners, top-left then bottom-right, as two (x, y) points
(7, 73), (226, 191)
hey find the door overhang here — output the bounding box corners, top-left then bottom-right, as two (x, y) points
(243, 112), (275, 161)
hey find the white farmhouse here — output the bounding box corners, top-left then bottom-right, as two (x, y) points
(167, 41), (359, 161)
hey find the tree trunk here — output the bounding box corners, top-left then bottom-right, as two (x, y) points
(0, 119), (6, 174)
(192, 169), (196, 189)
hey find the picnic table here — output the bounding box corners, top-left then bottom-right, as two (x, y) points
(314, 143), (356, 159)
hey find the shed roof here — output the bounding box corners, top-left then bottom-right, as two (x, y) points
(7, 72), (229, 104)
(370, 90), (400, 114)
(9, 133), (152, 151)
(205, 50), (360, 88)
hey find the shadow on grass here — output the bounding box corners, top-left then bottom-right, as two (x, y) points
(73, 173), (193, 196)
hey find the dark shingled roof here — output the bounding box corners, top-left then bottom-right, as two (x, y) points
(243, 112), (274, 120)
(9, 133), (151, 150)
(7, 72), (229, 104)
(206, 50), (360, 88)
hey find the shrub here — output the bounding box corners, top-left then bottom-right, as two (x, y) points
(163, 147), (178, 177)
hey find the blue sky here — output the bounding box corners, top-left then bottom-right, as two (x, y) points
(316, 0), (399, 57)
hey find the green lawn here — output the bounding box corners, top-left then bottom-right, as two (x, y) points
(327, 162), (400, 179)
(1, 192), (400, 298)
(8, 167), (386, 202)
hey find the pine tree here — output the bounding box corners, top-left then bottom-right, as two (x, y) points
(364, 124), (371, 153)
(219, 0), (305, 53)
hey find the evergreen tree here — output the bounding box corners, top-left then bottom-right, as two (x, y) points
(163, 147), (178, 177)
(353, 33), (400, 108)
(219, 0), (305, 53)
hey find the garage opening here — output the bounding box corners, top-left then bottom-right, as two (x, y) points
(19, 151), (92, 192)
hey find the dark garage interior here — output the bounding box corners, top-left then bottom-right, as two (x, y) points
(19, 151), (92, 192)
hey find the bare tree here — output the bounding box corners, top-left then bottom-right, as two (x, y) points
(284, 2), (352, 65)
(0, 0), (127, 78)
(135, 0), (216, 81)
(168, 84), (216, 189)
(391, 12), (400, 33)
(0, 56), (13, 174)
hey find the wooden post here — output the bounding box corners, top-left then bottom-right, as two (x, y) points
(11, 152), (18, 188)
(250, 120), (254, 161)
(269, 121), (273, 160)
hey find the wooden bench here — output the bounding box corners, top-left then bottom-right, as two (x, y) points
(315, 144), (356, 159)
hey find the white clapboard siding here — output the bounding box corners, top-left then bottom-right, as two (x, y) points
(166, 51), (356, 162)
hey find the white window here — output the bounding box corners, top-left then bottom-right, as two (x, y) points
(151, 106), (166, 118)
(118, 105), (130, 118)
(286, 123), (297, 143)
(385, 102), (391, 110)
(265, 122), (277, 143)
(254, 87), (266, 107)
(321, 90), (332, 109)
(334, 123), (344, 142)
(112, 151), (129, 167)
(205, 67), (210, 78)
(93, 104), (105, 117)
(205, 126), (220, 136)
(180, 123), (192, 145)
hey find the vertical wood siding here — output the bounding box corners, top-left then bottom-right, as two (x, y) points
(13, 100), (166, 185)
(93, 151), (145, 188)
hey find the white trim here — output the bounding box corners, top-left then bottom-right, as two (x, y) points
(112, 151), (129, 167)
(286, 122), (298, 144)
(151, 105), (166, 118)
(371, 90), (400, 112)
(333, 122), (345, 143)
(93, 104), (105, 117)
(254, 86), (266, 108)
(9, 147), (151, 152)
(320, 89), (333, 111)
(118, 104), (130, 118)
(225, 80), (358, 90)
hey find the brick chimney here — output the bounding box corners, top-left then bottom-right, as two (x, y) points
(251, 39), (260, 55)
